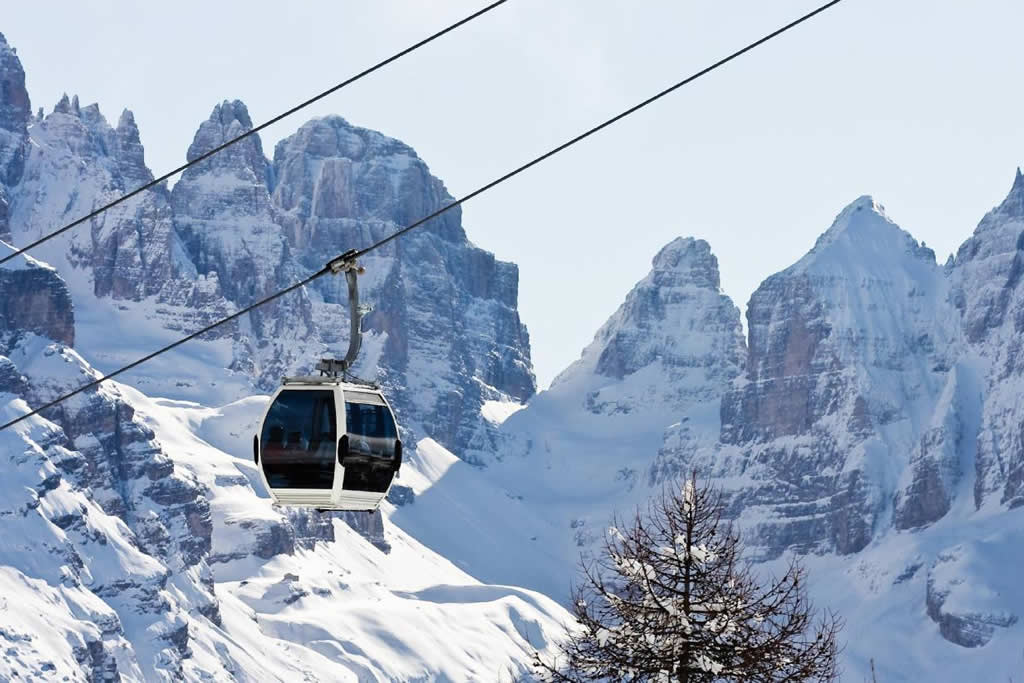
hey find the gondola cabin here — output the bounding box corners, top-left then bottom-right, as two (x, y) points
(254, 376), (402, 511)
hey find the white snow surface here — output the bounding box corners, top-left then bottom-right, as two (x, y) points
(0, 65), (1020, 680)
(0, 370), (571, 682)
(460, 207), (1024, 681)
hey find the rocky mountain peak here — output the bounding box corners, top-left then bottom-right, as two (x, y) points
(1002, 165), (1024, 217)
(272, 114), (466, 247)
(649, 237), (720, 291)
(0, 32), (29, 129)
(954, 169), (1024, 255)
(949, 170), (1024, 343)
(185, 99), (267, 181)
(946, 168), (1024, 508)
(805, 195), (936, 269)
(113, 109), (150, 186)
(53, 93), (81, 116)
(549, 235), (744, 416)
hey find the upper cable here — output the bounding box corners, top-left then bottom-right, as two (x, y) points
(0, 0), (846, 433)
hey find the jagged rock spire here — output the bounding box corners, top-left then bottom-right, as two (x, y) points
(0, 30), (29, 187)
(183, 99), (268, 181)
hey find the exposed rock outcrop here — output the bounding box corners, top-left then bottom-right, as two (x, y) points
(659, 198), (962, 558)
(0, 243), (73, 345)
(926, 542), (1019, 647)
(0, 32), (30, 242)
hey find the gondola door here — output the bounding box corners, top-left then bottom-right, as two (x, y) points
(336, 389), (400, 509)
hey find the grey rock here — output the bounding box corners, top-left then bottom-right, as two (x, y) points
(0, 33), (29, 243)
(387, 484), (415, 507)
(0, 246), (74, 345)
(660, 198), (961, 558)
(949, 170), (1024, 509)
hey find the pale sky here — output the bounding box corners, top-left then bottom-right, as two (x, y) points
(4, 1), (1023, 389)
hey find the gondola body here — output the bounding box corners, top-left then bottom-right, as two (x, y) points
(254, 378), (402, 511)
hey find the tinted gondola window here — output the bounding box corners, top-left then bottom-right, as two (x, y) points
(342, 397), (398, 493)
(261, 390), (337, 489)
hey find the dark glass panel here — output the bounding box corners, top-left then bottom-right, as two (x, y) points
(261, 390), (337, 489)
(341, 400), (398, 493)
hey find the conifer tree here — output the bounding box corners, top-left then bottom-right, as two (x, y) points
(535, 473), (842, 682)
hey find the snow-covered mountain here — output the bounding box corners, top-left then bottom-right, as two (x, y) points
(1, 29), (532, 458)
(2, 23), (1024, 682)
(0, 243), (569, 681)
(478, 190), (1024, 680)
(0, 30), (567, 681)
(664, 196), (965, 557)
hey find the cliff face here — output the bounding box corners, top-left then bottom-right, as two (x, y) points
(268, 115), (534, 454)
(554, 236), (745, 413)
(0, 264), (218, 678)
(684, 198), (963, 556)
(949, 169), (1024, 509)
(3, 91), (533, 455)
(0, 243), (74, 345)
(0, 32), (29, 243)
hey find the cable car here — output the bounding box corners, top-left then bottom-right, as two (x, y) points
(252, 252), (402, 511)
(253, 362), (403, 511)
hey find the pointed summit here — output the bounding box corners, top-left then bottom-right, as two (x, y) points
(0, 32), (29, 124)
(1006, 166), (1024, 215)
(114, 109), (150, 185)
(53, 93), (71, 114)
(184, 99), (266, 179)
(799, 194), (935, 273)
(958, 167), (1024, 249)
(989, 166), (1024, 218)
(551, 235), (744, 389)
(650, 237), (721, 292)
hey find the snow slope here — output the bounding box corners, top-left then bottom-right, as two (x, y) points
(474, 193), (1024, 681)
(0, 342), (572, 681)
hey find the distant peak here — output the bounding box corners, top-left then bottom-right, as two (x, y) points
(819, 195), (888, 238)
(209, 99), (253, 131)
(185, 99), (266, 170)
(650, 237), (720, 291)
(843, 194), (884, 216)
(998, 165), (1024, 217)
(0, 32), (7, 47)
(54, 93), (71, 114)
(652, 236), (709, 268)
(117, 109), (137, 131)
(800, 194), (935, 269)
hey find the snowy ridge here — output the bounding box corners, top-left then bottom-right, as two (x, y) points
(0, 308), (570, 681)
(0, 23), (1023, 682)
(0, 32), (561, 682)
(482, 185), (1024, 680)
(3, 38), (534, 455)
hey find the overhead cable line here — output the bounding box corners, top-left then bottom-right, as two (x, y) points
(0, 0), (845, 433)
(351, 0), (845, 261)
(0, 0), (510, 268)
